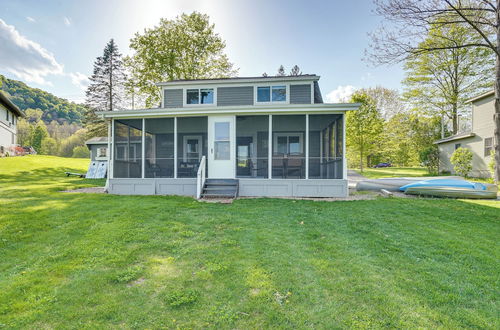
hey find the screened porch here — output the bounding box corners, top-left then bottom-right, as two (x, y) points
(111, 114), (344, 180)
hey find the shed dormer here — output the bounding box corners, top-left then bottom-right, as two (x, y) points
(159, 75), (323, 109)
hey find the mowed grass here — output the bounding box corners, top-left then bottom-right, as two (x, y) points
(1, 156), (499, 328)
(356, 167), (436, 179)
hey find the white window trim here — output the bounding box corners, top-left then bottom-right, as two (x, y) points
(96, 146), (108, 160)
(182, 135), (202, 162)
(255, 84), (290, 105)
(273, 132), (304, 155)
(115, 143), (138, 161)
(182, 86), (217, 107)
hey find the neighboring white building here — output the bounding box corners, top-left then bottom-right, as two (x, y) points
(0, 91), (25, 155)
(435, 91), (495, 178)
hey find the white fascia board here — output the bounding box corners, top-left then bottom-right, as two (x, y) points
(157, 76), (320, 87)
(99, 103), (360, 119)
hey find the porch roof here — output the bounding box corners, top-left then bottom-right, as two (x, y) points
(99, 103), (360, 119)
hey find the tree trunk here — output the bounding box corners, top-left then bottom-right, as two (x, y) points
(495, 52), (500, 183)
(109, 55), (113, 111)
(360, 148), (364, 173)
(452, 104), (458, 134)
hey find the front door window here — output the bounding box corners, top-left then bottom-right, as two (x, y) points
(214, 122), (230, 160)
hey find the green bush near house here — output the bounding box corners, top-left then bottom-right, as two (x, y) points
(451, 147), (473, 177)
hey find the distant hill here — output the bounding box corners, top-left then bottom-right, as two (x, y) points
(0, 75), (85, 124)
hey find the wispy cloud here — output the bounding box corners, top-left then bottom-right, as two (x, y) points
(63, 17), (71, 26)
(68, 72), (89, 90)
(325, 85), (356, 103)
(0, 19), (63, 85)
(26, 16), (36, 23)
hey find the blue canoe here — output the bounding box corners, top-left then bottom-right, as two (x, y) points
(399, 179), (486, 192)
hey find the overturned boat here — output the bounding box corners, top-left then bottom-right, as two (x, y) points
(400, 179), (498, 199)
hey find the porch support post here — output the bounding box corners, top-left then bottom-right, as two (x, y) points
(110, 119), (114, 179)
(141, 118), (145, 178)
(343, 113), (347, 180)
(305, 114), (309, 179)
(268, 115), (272, 179)
(174, 117), (178, 178)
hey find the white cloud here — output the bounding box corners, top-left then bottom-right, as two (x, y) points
(325, 85), (356, 103)
(63, 17), (71, 26)
(68, 72), (89, 90)
(0, 19), (64, 85)
(26, 16), (36, 23)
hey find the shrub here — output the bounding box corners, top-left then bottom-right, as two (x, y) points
(72, 146), (90, 158)
(419, 145), (439, 174)
(450, 147), (473, 177)
(40, 137), (58, 155)
(488, 150), (496, 181)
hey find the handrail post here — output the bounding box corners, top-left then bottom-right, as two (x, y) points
(196, 155), (206, 199)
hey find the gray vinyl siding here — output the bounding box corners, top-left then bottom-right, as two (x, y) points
(217, 86), (254, 106)
(290, 84), (311, 104)
(164, 89), (183, 108)
(313, 81), (323, 103)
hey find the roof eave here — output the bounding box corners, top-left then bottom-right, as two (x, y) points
(0, 91), (25, 118)
(98, 103), (360, 118)
(466, 90), (495, 103)
(434, 132), (475, 144)
(156, 75), (321, 87)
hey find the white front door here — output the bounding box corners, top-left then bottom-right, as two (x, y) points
(208, 115), (235, 178)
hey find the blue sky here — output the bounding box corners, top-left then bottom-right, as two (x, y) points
(0, 0), (404, 104)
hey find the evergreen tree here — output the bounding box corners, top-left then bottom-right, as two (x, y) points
(289, 65), (301, 76)
(85, 39), (126, 138)
(31, 121), (48, 153)
(276, 65), (286, 76)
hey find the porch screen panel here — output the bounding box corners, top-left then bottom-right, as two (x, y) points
(145, 118), (174, 178)
(177, 117), (208, 178)
(272, 115), (306, 179)
(308, 114), (343, 179)
(113, 119), (143, 178)
(236, 115), (269, 178)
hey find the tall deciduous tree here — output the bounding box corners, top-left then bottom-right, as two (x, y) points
(126, 12), (237, 107)
(368, 0), (500, 182)
(85, 39), (126, 137)
(346, 91), (384, 171)
(403, 21), (494, 135)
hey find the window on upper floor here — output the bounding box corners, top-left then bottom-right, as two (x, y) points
(484, 137), (493, 156)
(186, 88), (214, 105)
(257, 85), (286, 103)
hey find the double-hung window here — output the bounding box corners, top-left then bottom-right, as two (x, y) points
(274, 133), (303, 155)
(484, 137), (493, 156)
(257, 85), (286, 103)
(186, 88), (214, 105)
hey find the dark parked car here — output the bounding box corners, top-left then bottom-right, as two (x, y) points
(373, 162), (392, 168)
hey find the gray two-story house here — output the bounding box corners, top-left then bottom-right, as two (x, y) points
(100, 75), (359, 198)
(435, 90), (496, 178)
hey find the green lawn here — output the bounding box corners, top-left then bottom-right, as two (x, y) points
(354, 167), (435, 179)
(1, 156), (499, 328)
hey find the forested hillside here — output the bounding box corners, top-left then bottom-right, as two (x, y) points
(0, 75), (85, 124)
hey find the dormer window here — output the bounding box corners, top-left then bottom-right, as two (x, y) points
(257, 85), (287, 103)
(186, 88), (214, 105)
